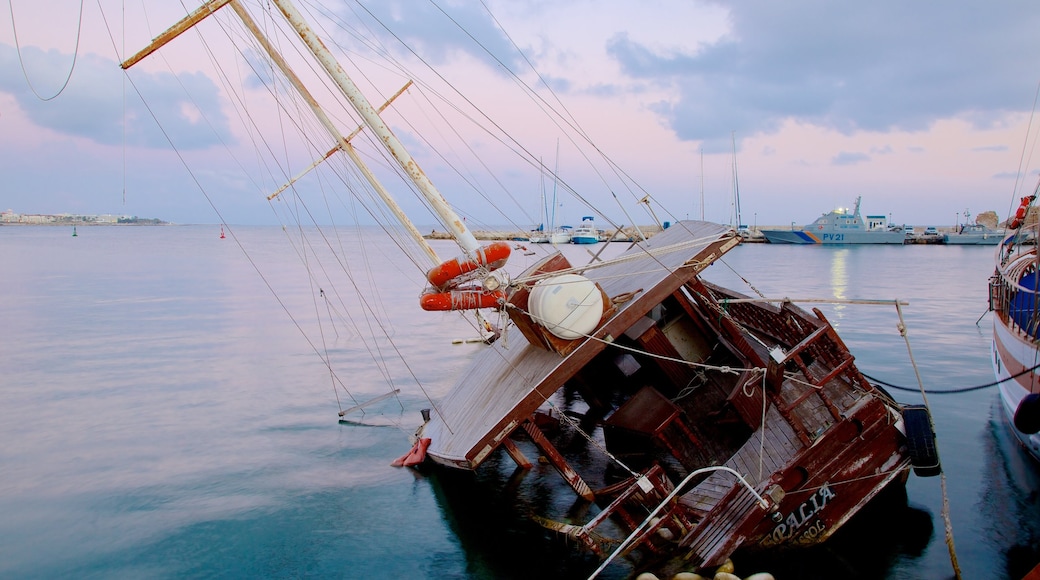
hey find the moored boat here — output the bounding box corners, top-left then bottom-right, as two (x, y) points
(990, 190), (1040, 462)
(944, 224), (1003, 245)
(944, 212), (1004, 245)
(570, 215), (599, 244)
(761, 197), (905, 244)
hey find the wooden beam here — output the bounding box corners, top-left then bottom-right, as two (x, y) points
(121, 0), (233, 69)
(501, 438), (533, 469)
(520, 420), (594, 501)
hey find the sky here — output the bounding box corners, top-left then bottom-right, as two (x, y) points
(2, 0), (1040, 228)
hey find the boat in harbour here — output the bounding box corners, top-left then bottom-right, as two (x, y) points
(990, 190), (1040, 462)
(761, 197), (905, 244)
(124, 2), (938, 576)
(529, 149), (571, 244)
(945, 223), (1003, 245)
(944, 211), (1004, 245)
(571, 215), (599, 244)
(528, 225), (572, 245)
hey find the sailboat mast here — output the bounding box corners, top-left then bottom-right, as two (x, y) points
(731, 131), (741, 229)
(699, 147), (705, 221)
(270, 0), (481, 256)
(227, 3), (440, 266)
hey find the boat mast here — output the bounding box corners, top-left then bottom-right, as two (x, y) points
(270, 0), (481, 257)
(731, 131), (741, 229)
(227, 3), (439, 266)
(699, 147), (705, 221)
(122, 0), (480, 260)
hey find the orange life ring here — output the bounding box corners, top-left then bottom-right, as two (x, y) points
(419, 288), (505, 311)
(1009, 195), (1035, 230)
(426, 241), (511, 290)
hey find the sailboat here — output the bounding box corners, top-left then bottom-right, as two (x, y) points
(990, 188), (1040, 462)
(124, 2), (936, 576)
(731, 132), (749, 239)
(529, 147), (571, 244)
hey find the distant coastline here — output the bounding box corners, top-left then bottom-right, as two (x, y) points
(0, 211), (167, 226)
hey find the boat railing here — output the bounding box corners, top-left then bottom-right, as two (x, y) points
(993, 243), (1040, 339)
(587, 466), (773, 579)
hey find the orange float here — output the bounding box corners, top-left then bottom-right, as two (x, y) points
(426, 241), (511, 290)
(419, 288), (505, 311)
(391, 437), (431, 467)
(1009, 195), (1035, 230)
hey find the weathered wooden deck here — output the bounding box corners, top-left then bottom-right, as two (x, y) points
(419, 221), (740, 468)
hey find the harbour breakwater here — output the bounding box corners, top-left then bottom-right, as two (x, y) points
(430, 225), (969, 243)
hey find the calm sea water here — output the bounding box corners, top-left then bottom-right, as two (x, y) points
(1, 225), (1038, 579)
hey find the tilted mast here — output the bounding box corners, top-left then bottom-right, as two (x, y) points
(122, 0), (481, 261)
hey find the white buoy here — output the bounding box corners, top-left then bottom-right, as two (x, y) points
(528, 273), (604, 340)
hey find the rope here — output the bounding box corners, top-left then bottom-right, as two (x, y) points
(8, 0), (85, 100)
(894, 302), (961, 580)
(542, 399), (640, 481)
(864, 361), (1040, 395)
(511, 233), (722, 287)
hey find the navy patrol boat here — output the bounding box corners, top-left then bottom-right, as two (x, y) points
(761, 196), (905, 244)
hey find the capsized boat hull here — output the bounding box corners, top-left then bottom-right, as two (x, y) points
(413, 220), (915, 570)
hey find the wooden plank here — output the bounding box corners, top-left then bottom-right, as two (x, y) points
(520, 421), (595, 501)
(501, 437), (532, 469)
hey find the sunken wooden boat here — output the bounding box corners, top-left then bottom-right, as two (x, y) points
(409, 220), (925, 573)
(121, 2), (931, 573)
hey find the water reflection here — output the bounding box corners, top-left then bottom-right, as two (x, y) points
(426, 454), (935, 580)
(981, 398), (1040, 579)
(829, 248), (849, 320)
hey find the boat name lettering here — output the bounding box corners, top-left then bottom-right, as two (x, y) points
(760, 483), (835, 547)
(822, 233), (844, 242)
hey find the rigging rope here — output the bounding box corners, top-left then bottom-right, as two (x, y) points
(8, 0), (85, 100)
(864, 361), (1040, 395)
(894, 302), (961, 580)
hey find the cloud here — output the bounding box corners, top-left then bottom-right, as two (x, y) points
(0, 44), (232, 149)
(973, 144), (1008, 153)
(605, 0), (1040, 152)
(831, 151), (870, 165)
(340, 0), (526, 73)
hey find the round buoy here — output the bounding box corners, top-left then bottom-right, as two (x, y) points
(1014, 393), (1040, 435)
(528, 273), (604, 340)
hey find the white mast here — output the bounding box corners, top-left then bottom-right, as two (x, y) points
(699, 147), (705, 221)
(123, 0), (481, 260)
(731, 131), (741, 230)
(270, 0), (481, 257)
